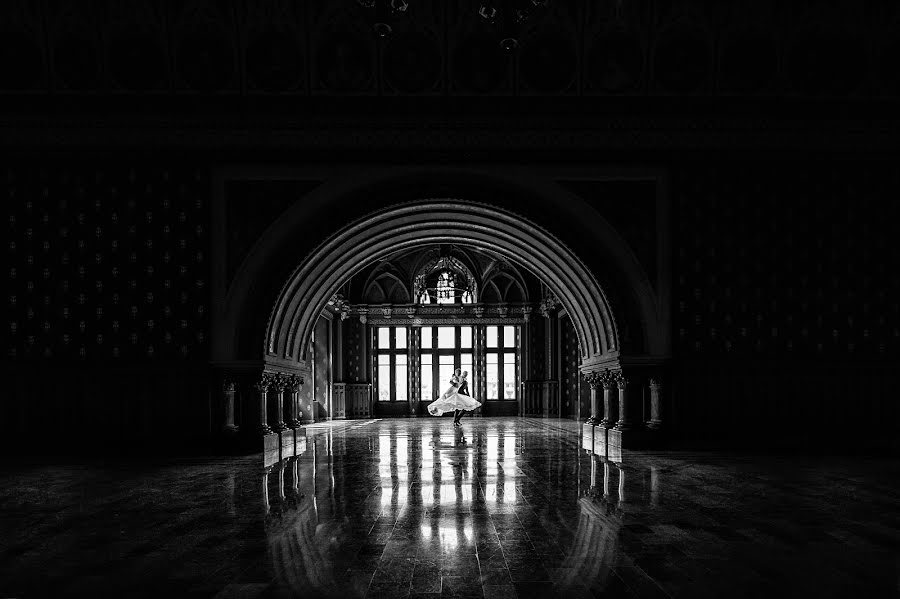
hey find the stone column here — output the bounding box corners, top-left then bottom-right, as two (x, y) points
(254, 374), (273, 436)
(270, 375), (287, 433)
(648, 378), (663, 429)
(409, 327), (419, 417)
(358, 309), (369, 382)
(222, 380), (238, 434)
(474, 325), (485, 417)
(600, 372), (616, 428)
(286, 375), (303, 428)
(650, 465), (660, 508)
(614, 371), (634, 432)
(583, 371), (603, 425)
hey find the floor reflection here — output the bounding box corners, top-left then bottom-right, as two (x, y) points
(256, 419), (900, 599)
(1, 418), (898, 598)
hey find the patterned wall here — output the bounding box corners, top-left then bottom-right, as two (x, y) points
(673, 162), (900, 359)
(6, 163), (210, 362)
(560, 315), (584, 419)
(669, 162), (900, 444)
(342, 318), (365, 383)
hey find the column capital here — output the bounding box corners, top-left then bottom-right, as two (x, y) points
(272, 374), (289, 392)
(254, 372), (275, 393)
(613, 370), (629, 389)
(222, 379), (235, 394)
(649, 377), (662, 389)
(287, 374), (304, 392)
(582, 371), (604, 389)
(601, 371), (616, 390)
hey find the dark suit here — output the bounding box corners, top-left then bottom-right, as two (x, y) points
(454, 379), (471, 423)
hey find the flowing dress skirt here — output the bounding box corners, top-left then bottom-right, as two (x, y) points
(428, 385), (482, 416)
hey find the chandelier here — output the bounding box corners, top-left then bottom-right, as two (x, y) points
(355, 0), (551, 48)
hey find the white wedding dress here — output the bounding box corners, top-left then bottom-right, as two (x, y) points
(427, 376), (481, 416)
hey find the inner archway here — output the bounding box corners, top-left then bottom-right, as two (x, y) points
(266, 200), (622, 371)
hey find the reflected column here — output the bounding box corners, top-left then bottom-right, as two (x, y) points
(650, 465), (660, 508)
(602, 459), (611, 502)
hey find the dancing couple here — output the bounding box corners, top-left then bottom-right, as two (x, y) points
(427, 368), (481, 426)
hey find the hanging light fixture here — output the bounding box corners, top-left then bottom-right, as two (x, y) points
(356, 0), (410, 38)
(478, 0), (551, 52)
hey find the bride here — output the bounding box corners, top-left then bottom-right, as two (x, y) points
(428, 369), (481, 419)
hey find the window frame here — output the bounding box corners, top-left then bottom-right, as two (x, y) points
(419, 325), (474, 402)
(485, 325), (519, 401)
(374, 326), (408, 402)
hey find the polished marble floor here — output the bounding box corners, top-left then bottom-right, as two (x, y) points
(1, 418), (899, 599)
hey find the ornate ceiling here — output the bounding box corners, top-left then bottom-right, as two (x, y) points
(1, 0), (897, 103)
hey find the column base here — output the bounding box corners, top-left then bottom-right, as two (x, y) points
(581, 422), (595, 452)
(593, 426), (609, 459)
(279, 429), (296, 457)
(263, 432), (280, 466)
(608, 427), (659, 452)
(585, 416), (600, 425)
(646, 419), (663, 430)
(257, 424), (274, 436)
(599, 419), (612, 428)
(222, 424), (239, 435)
(286, 419), (302, 429)
(271, 422), (287, 433)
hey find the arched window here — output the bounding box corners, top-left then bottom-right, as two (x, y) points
(436, 271), (455, 304)
(415, 257), (476, 305)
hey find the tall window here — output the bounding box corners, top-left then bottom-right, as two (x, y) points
(486, 325), (518, 400)
(420, 326), (473, 401)
(376, 327), (407, 402)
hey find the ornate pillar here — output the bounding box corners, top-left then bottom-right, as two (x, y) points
(613, 371), (635, 431)
(270, 375), (287, 433)
(474, 325), (485, 417)
(286, 375), (303, 428)
(600, 372), (616, 428)
(358, 308), (369, 382)
(254, 373), (273, 436)
(222, 380), (238, 434)
(583, 371), (603, 425)
(409, 327), (420, 417)
(648, 378), (663, 429)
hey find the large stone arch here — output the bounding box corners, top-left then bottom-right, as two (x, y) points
(270, 200), (617, 366)
(216, 166), (665, 372)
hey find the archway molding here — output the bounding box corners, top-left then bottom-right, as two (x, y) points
(269, 200), (616, 369)
(216, 166), (667, 373)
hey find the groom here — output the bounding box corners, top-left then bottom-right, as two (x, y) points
(453, 371), (471, 426)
